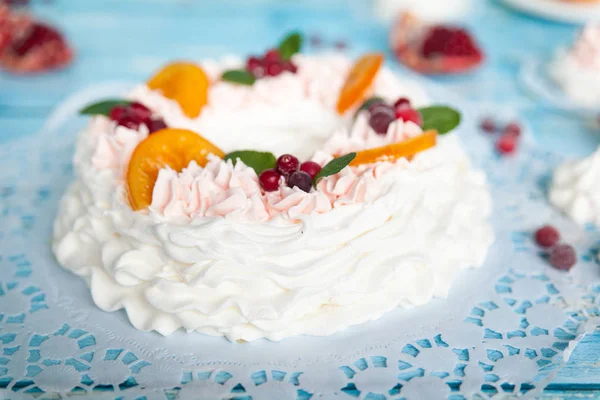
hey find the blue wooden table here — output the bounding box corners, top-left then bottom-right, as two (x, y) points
(1, 0), (599, 397)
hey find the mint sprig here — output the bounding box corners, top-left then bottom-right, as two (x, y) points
(225, 150), (276, 175)
(278, 32), (302, 61)
(417, 106), (461, 134)
(221, 70), (256, 86)
(313, 152), (356, 187)
(80, 99), (132, 116)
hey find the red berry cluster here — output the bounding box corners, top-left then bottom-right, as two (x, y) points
(259, 154), (322, 193)
(366, 97), (423, 135)
(479, 118), (522, 156)
(246, 48), (298, 79)
(109, 102), (167, 134)
(421, 26), (482, 59)
(534, 225), (577, 271)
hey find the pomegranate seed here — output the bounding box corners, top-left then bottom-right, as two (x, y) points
(396, 108), (423, 126)
(369, 107), (396, 135)
(421, 26), (481, 58)
(11, 23), (61, 56)
(147, 118), (167, 133)
(276, 154), (300, 177)
(393, 97), (411, 111)
(264, 49), (280, 62)
(246, 56), (262, 72)
(480, 118), (496, 133)
(535, 225), (560, 248)
(288, 171), (313, 193)
(109, 105), (128, 122)
(504, 122), (521, 137)
(299, 161), (322, 179)
(117, 115), (140, 130)
(266, 62), (283, 77)
(259, 169), (281, 192)
(496, 134), (516, 155)
(129, 102), (152, 122)
(549, 244), (577, 271)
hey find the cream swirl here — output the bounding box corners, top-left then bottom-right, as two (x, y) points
(549, 24), (600, 107)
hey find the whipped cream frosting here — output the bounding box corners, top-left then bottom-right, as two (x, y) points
(550, 146), (600, 226)
(549, 24), (600, 108)
(53, 54), (493, 341)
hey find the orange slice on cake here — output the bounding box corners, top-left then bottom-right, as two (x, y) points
(350, 130), (437, 166)
(336, 52), (384, 115)
(127, 128), (224, 211)
(147, 62), (210, 118)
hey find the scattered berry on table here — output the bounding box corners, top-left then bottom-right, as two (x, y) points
(480, 118), (496, 134)
(534, 225), (560, 248)
(276, 154), (300, 177)
(310, 34), (322, 48)
(259, 169), (281, 192)
(288, 170), (313, 192)
(504, 122), (521, 137)
(334, 40), (347, 50)
(549, 244), (577, 271)
(496, 134), (516, 155)
(299, 161), (322, 179)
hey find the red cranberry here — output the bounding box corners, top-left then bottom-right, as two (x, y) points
(266, 62), (283, 77)
(109, 105), (128, 122)
(396, 108), (423, 126)
(480, 118), (496, 134)
(299, 161), (322, 179)
(504, 122), (521, 137)
(276, 154), (300, 177)
(549, 244), (577, 271)
(117, 115), (140, 130)
(369, 107), (396, 135)
(246, 56), (262, 72)
(535, 225), (560, 248)
(259, 169), (281, 192)
(288, 171), (313, 193)
(11, 23), (61, 57)
(147, 118), (167, 133)
(264, 49), (280, 62)
(393, 97), (411, 111)
(129, 102), (152, 122)
(281, 61), (298, 73)
(496, 134), (516, 155)
(367, 101), (389, 114)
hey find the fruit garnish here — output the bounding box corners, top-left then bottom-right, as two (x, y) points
(313, 152), (356, 186)
(224, 150), (276, 175)
(127, 128), (224, 210)
(276, 154), (300, 177)
(390, 12), (483, 75)
(147, 62), (209, 118)
(288, 171), (313, 193)
(350, 130), (437, 166)
(80, 99), (132, 116)
(299, 161), (322, 179)
(336, 52), (384, 114)
(259, 169), (282, 192)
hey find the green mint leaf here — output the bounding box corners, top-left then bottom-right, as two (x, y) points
(313, 152), (356, 186)
(354, 96), (385, 119)
(278, 32), (303, 61)
(222, 70), (256, 86)
(225, 150), (276, 175)
(417, 105), (461, 134)
(79, 99), (132, 116)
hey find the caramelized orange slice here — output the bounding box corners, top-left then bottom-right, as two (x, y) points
(127, 128), (224, 210)
(336, 52), (384, 115)
(147, 62), (209, 118)
(350, 130), (437, 166)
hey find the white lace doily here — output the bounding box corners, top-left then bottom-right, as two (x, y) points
(0, 82), (598, 399)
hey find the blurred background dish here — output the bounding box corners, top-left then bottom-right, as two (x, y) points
(503, 0), (600, 24)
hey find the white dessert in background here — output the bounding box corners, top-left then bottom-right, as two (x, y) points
(549, 24), (600, 108)
(550, 147), (600, 226)
(53, 54), (494, 342)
